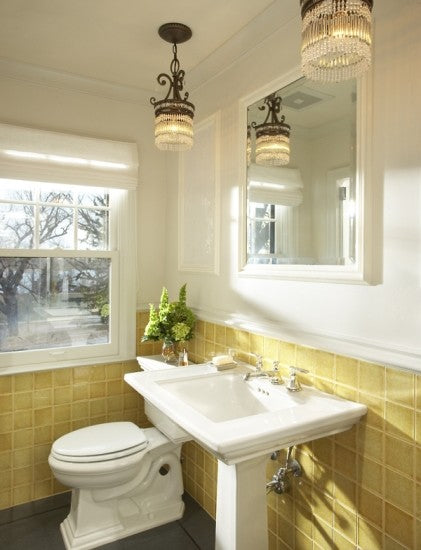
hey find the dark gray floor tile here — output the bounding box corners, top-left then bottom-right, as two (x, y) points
(0, 492), (215, 550)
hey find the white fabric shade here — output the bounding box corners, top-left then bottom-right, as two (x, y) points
(0, 123), (139, 190)
(247, 163), (303, 206)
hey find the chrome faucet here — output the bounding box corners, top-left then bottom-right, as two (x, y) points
(243, 359), (282, 384)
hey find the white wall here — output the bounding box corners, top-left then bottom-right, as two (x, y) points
(0, 76), (167, 308)
(164, 0), (421, 371)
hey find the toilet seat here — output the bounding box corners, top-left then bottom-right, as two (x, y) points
(51, 422), (148, 463)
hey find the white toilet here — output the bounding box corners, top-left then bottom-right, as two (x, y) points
(48, 421), (184, 550)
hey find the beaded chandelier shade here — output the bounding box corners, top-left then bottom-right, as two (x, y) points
(150, 23), (195, 151)
(300, 0), (374, 82)
(251, 94), (291, 167)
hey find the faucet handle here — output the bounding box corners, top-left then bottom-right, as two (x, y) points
(289, 366), (309, 375)
(272, 360), (280, 371)
(250, 353), (263, 370)
(285, 366), (309, 392)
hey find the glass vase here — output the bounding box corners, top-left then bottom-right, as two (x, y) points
(161, 340), (177, 363)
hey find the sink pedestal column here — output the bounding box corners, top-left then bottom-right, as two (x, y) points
(215, 455), (268, 550)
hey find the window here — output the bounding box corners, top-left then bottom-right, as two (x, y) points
(0, 124), (138, 373)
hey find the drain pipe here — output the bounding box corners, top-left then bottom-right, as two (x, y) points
(266, 446), (302, 494)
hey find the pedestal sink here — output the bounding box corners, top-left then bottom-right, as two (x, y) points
(125, 363), (366, 550)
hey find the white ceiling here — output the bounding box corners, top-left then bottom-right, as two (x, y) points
(0, 0), (299, 97)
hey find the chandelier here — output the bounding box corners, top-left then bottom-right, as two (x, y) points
(251, 94), (291, 166)
(300, 0), (374, 82)
(150, 23), (195, 151)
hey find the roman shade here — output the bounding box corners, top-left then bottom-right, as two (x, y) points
(247, 163), (303, 207)
(0, 123), (139, 189)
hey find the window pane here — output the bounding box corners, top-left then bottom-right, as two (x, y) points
(78, 189), (109, 207)
(39, 185), (73, 205)
(78, 209), (109, 250)
(0, 203), (34, 248)
(39, 206), (74, 248)
(0, 181), (34, 201)
(0, 257), (110, 352)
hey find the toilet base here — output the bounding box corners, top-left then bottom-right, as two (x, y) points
(55, 428), (185, 550)
(60, 498), (184, 550)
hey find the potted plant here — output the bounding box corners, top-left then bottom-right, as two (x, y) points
(142, 284), (195, 362)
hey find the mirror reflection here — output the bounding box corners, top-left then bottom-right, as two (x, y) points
(246, 77), (357, 266)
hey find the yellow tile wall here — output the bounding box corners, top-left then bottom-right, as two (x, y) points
(183, 320), (421, 550)
(1, 313), (420, 550)
(0, 311), (153, 511)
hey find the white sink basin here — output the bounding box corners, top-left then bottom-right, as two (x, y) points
(124, 363), (366, 464)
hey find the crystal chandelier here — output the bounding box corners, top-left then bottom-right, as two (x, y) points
(300, 0), (374, 82)
(150, 23), (195, 151)
(251, 94), (291, 166)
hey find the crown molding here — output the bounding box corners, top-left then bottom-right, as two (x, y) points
(0, 57), (153, 105)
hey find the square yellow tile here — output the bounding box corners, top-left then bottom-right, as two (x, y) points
(333, 501), (357, 543)
(13, 373), (33, 392)
(54, 404), (71, 423)
(358, 392), (384, 431)
(34, 407), (52, 427)
(214, 324), (226, 347)
(13, 428), (33, 449)
(385, 402), (414, 442)
(386, 368), (415, 408)
(336, 355), (358, 387)
(34, 426), (52, 446)
(0, 394), (13, 414)
(0, 413), (13, 434)
(335, 445), (357, 480)
(0, 376), (12, 394)
(72, 367), (90, 384)
(73, 384), (90, 401)
(359, 361), (385, 397)
(13, 410), (33, 431)
(89, 365), (106, 382)
(105, 363), (123, 380)
(358, 456), (383, 495)
(72, 401), (89, 421)
(313, 350), (335, 380)
(0, 450), (13, 471)
(385, 502), (414, 548)
(13, 466), (33, 486)
(0, 470), (11, 491)
(358, 488), (383, 528)
(357, 516), (383, 550)
(385, 468), (414, 515)
(358, 425), (383, 462)
(13, 448), (33, 469)
(54, 386), (72, 405)
(33, 389), (53, 409)
(34, 371), (52, 390)
(53, 369), (72, 387)
(385, 435), (414, 478)
(14, 392), (33, 411)
(333, 472), (356, 509)
(416, 375), (421, 411)
(90, 382), (106, 399)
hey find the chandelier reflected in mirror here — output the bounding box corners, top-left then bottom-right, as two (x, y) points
(251, 94), (291, 167)
(150, 23), (195, 151)
(300, 0), (374, 83)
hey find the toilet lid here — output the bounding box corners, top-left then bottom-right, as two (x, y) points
(52, 422), (148, 461)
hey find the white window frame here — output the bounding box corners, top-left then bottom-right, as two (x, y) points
(0, 124), (138, 374)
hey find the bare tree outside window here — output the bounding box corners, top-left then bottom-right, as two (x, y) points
(0, 183), (111, 352)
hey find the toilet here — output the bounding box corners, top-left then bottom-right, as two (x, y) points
(48, 421), (184, 550)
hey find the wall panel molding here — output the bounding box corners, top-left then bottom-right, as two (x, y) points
(178, 112), (221, 274)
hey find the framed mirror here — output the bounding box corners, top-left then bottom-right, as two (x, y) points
(239, 67), (373, 283)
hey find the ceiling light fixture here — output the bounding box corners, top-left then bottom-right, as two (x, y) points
(251, 94), (291, 166)
(300, 0), (374, 82)
(150, 23), (195, 151)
